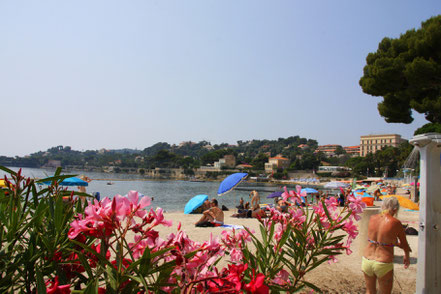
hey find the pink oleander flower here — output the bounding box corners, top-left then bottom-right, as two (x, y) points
(126, 190), (151, 218)
(69, 191), (155, 240)
(289, 207), (306, 225)
(273, 269), (290, 286)
(129, 231), (162, 259)
(328, 255), (338, 264)
(230, 247), (244, 263)
(342, 219), (358, 240)
(151, 207), (173, 227)
(274, 223), (284, 242)
(244, 270), (269, 294)
(325, 196), (339, 211)
(281, 186), (305, 204)
(347, 195), (366, 221)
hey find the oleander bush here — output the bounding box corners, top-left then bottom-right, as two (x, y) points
(0, 166), (364, 293)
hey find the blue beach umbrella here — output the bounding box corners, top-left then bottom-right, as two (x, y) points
(42, 176), (89, 187)
(217, 173), (248, 196)
(184, 194), (209, 214)
(301, 188), (319, 194)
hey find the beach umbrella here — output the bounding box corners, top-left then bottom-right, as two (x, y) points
(184, 194), (209, 214)
(42, 177), (89, 187)
(301, 188), (318, 194)
(354, 191), (373, 198)
(267, 191), (283, 199)
(324, 181), (348, 189)
(380, 195), (419, 211)
(217, 173), (248, 196)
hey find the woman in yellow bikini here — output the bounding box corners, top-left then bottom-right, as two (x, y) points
(362, 197), (411, 294)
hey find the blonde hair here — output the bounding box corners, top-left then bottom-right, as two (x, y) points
(382, 197), (400, 214)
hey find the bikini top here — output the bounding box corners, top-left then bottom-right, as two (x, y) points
(368, 239), (395, 247)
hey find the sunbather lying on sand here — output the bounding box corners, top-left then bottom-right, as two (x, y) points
(232, 208), (266, 219)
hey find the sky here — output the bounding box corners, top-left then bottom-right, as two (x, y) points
(1, 1), (440, 157)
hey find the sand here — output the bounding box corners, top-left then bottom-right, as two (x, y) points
(152, 205), (419, 294)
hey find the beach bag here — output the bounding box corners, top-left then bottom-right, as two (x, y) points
(405, 226), (418, 235)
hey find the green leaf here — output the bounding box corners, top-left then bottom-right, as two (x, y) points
(36, 270), (47, 294)
(0, 165), (17, 176)
(83, 278), (99, 294)
(303, 280), (322, 292)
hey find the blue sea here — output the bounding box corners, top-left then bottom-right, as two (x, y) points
(3, 167), (321, 212)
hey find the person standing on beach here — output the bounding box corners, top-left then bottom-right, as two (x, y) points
(362, 197), (411, 294)
(250, 190), (260, 211)
(78, 175), (92, 203)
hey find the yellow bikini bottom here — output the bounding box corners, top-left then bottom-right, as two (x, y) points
(361, 257), (393, 278)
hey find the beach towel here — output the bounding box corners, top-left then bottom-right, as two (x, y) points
(221, 224), (244, 230)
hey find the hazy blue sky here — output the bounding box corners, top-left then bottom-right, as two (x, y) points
(1, 1), (440, 157)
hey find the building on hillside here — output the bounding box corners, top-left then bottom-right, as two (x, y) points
(203, 144), (214, 150)
(224, 154), (236, 167)
(134, 156), (144, 163)
(315, 144), (342, 157)
(360, 134), (406, 156)
(344, 145), (360, 157)
(214, 155), (236, 169)
(178, 141), (196, 147)
(298, 144), (309, 150)
(265, 156), (290, 173)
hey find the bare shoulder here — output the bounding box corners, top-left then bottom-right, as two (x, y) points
(369, 213), (382, 223)
(390, 216), (403, 227)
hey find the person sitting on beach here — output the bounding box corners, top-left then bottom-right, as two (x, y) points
(236, 197), (245, 210)
(373, 189), (382, 201)
(193, 199), (211, 214)
(362, 197), (411, 294)
(276, 198), (289, 213)
(195, 199), (224, 227)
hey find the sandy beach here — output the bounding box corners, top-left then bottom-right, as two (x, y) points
(154, 205), (419, 293)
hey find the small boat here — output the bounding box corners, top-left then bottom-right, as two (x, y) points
(107, 182), (113, 185)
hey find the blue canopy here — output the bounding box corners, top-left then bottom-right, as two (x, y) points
(301, 188), (318, 194)
(217, 173), (248, 196)
(184, 194), (208, 214)
(42, 177), (89, 187)
(354, 191), (374, 198)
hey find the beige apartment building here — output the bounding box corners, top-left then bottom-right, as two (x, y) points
(359, 134), (406, 156)
(264, 156), (290, 172)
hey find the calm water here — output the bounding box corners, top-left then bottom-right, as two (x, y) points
(3, 167), (309, 212)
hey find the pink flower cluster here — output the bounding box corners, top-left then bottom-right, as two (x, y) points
(68, 191), (156, 239)
(53, 187), (365, 293)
